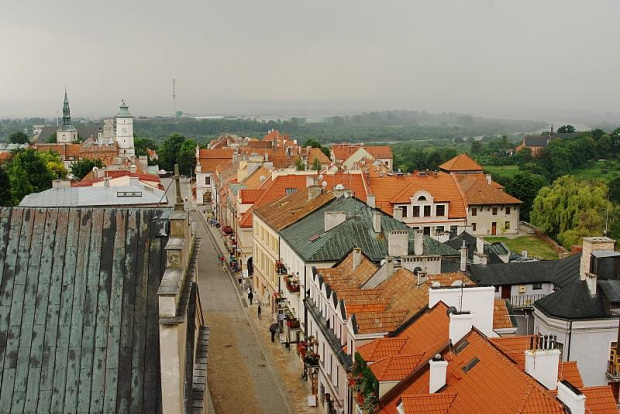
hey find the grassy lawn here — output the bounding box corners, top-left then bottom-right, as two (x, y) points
(482, 165), (520, 180)
(571, 160), (620, 183)
(485, 236), (559, 260)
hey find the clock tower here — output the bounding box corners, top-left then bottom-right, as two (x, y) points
(116, 100), (135, 157)
(57, 88), (79, 143)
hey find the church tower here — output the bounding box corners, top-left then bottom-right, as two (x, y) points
(116, 100), (135, 157)
(57, 89), (79, 143)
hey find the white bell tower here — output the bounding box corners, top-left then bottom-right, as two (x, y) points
(116, 100), (135, 157)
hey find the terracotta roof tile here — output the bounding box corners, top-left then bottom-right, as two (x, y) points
(454, 173), (522, 205)
(492, 299), (515, 330)
(369, 173), (466, 217)
(354, 310), (410, 334)
(239, 207), (254, 228)
(239, 189), (264, 204)
(582, 386), (619, 414)
(308, 147), (331, 164)
(370, 354), (424, 381)
(242, 167), (271, 189)
(400, 393), (457, 414)
(357, 338), (409, 362)
(558, 361), (584, 388)
(254, 188), (334, 231)
(439, 154), (483, 172)
(366, 146), (393, 159)
(331, 144), (360, 161)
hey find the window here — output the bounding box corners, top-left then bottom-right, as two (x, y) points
(423, 226), (431, 236)
(472, 223), (477, 232)
(471, 208), (477, 216)
(505, 221), (510, 230)
(450, 225), (458, 236)
(494, 286), (500, 292)
(205, 176), (211, 185)
(505, 206), (510, 215)
(492, 207), (498, 215)
(285, 188), (298, 195)
(412, 206), (420, 217)
(418, 195), (426, 201)
(424, 205), (431, 217)
(532, 283), (542, 290)
(435, 226), (444, 233)
(400, 206), (408, 217)
(436, 205), (445, 216)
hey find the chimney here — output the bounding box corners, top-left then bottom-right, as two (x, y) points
(429, 355), (448, 394)
(393, 207), (403, 222)
(308, 185), (323, 200)
(460, 241), (468, 272)
(352, 248), (362, 271)
(414, 229), (424, 256)
(486, 174), (492, 185)
(333, 184), (346, 198)
(325, 211), (347, 232)
(448, 310), (473, 344)
(557, 380), (585, 414)
(388, 230), (409, 257)
(372, 210), (381, 233)
(580, 237), (616, 280)
(306, 176), (315, 187)
(366, 194), (376, 209)
(233, 152), (239, 163)
(476, 237), (484, 254)
(129, 164), (137, 174)
(585, 272), (597, 296)
(103, 177), (110, 187)
(524, 335), (561, 390)
(385, 257), (394, 276)
(52, 179), (71, 188)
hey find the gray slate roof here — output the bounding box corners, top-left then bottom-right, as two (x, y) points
(19, 185), (167, 207)
(523, 136), (549, 147)
(35, 126), (100, 143)
(534, 280), (610, 320)
(280, 196), (458, 263)
(599, 279), (620, 303)
(468, 253), (581, 288)
(0, 207), (170, 413)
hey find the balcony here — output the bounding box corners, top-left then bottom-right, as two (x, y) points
(284, 275), (301, 294)
(607, 345), (620, 380)
(509, 294), (546, 309)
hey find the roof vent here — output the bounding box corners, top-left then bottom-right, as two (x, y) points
(451, 280), (463, 287)
(432, 281), (441, 288)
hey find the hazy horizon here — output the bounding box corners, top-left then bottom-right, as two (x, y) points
(2, 1), (619, 124)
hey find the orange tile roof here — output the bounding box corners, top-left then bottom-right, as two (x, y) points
(357, 338), (409, 362)
(582, 386), (619, 414)
(242, 167), (271, 189)
(454, 173), (522, 205)
(198, 148), (235, 159)
(354, 310), (410, 334)
(366, 145), (393, 159)
(439, 154), (483, 172)
(492, 299), (515, 330)
(238, 189), (264, 204)
(331, 143), (360, 161)
(321, 173), (368, 202)
(251, 175), (309, 209)
(308, 147), (331, 164)
(239, 207), (254, 228)
(0, 152), (12, 163)
(558, 361), (584, 388)
(254, 188), (335, 231)
(399, 393), (457, 414)
(370, 354), (424, 381)
(369, 173), (466, 217)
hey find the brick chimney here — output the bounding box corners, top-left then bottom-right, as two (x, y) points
(580, 237), (616, 280)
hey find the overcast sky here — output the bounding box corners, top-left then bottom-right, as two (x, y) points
(1, 0), (619, 121)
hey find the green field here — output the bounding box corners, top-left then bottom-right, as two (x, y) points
(485, 236), (559, 260)
(483, 161), (620, 183)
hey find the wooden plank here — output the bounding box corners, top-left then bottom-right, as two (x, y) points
(0, 325), (20, 411)
(115, 209), (139, 413)
(0, 209), (23, 309)
(37, 344), (56, 412)
(50, 209), (80, 413)
(88, 209), (114, 413)
(67, 210), (92, 411)
(0, 208), (13, 299)
(129, 211), (151, 413)
(48, 209), (69, 306)
(102, 210), (127, 412)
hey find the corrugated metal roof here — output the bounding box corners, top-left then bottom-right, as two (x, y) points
(280, 197), (457, 263)
(0, 207), (170, 413)
(19, 185), (167, 207)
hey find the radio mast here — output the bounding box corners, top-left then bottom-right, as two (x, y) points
(172, 78), (177, 117)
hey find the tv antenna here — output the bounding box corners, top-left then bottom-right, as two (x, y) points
(172, 78), (177, 117)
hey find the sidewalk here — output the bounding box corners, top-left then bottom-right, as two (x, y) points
(199, 210), (320, 414)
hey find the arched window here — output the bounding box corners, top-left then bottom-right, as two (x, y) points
(417, 196), (427, 201)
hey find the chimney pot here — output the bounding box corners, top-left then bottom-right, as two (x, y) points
(449, 312), (473, 344)
(460, 241), (468, 272)
(372, 211), (382, 233)
(367, 194), (376, 209)
(429, 358), (448, 394)
(414, 229), (424, 256)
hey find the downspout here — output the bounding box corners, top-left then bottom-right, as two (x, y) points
(567, 320), (573, 361)
(304, 266), (308, 339)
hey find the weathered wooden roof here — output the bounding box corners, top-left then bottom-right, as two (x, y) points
(0, 207), (170, 413)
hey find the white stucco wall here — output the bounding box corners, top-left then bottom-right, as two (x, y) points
(468, 205), (520, 236)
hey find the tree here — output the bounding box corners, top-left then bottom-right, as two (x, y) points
(158, 134), (187, 171)
(609, 177), (620, 204)
(8, 149), (56, 204)
(9, 131), (29, 144)
(531, 176), (611, 248)
(470, 140), (483, 155)
(557, 125), (576, 133)
(38, 150), (67, 179)
(0, 166), (13, 206)
(46, 132), (57, 143)
(177, 139), (197, 176)
(312, 157), (322, 172)
(134, 137), (158, 158)
(70, 158), (104, 180)
(503, 171), (547, 221)
(294, 157), (305, 171)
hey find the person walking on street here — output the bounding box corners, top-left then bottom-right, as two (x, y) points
(269, 323), (279, 342)
(257, 303), (262, 319)
(221, 263), (227, 273)
(248, 290), (254, 305)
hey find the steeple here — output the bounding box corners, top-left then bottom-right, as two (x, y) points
(58, 88), (77, 133)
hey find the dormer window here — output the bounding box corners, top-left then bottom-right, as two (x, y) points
(418, 195), (427, 201)
(400, 206), (408, 217)
(436, 205), (446, 216)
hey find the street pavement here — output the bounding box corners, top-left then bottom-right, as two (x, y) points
(163, 177), (319, 413)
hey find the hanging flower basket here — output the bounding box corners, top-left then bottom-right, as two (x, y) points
(304, 353), (319, 366)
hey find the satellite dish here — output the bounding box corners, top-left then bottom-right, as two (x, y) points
(92, 167), (98, 172)
(259, 175), (266, 182)
(451, 280), (463, 287)
(335, 184), (345, 190)
(431, 281), (441, 288)
(318, 174), (323, 181)
(322, 181), (327, 187)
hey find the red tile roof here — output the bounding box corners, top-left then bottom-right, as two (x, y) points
(454, 173), (522, 205)
(582, 386), (619, 414)
(73, 172), (162, 188)
(370, 354), (424, 381)
(366, 146), (393, 159)
(492, 299), (515, 330)
(439, 154), (483, 172)
(239, 189), (264, 204)
(198, 148), (235, 172)
(399, 393), (457, 414)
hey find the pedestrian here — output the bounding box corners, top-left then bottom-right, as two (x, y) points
(257, 303), (262, 319)
(238, 276), (242, 286)
(221, 263), (227, 273)
(248, 290), (254, 305)
(269, 323), (279, 342)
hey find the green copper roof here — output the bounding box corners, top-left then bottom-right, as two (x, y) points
(60, 88), (76, 130)
(116, 100), (132, 118)
(280, 197), (458, 263)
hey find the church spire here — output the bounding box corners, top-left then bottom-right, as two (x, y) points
(62, 88), (71, 127)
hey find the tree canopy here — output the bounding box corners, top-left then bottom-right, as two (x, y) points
(70, 158), (104, 180)
(0, 166), (13, 206)
(7, 149), (56, 205)
(531, 176), (611, 248)
(158, 134), (196, 175)
(557, 125), (575, 133)
(503, 171), (547, 221)
(9, 131), (29, 144)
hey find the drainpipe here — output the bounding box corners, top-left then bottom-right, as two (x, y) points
(304, 266), (308, 339)
(567, 320), (573, 361)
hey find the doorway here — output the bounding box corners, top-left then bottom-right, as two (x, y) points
(491, 222), (497, 235)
